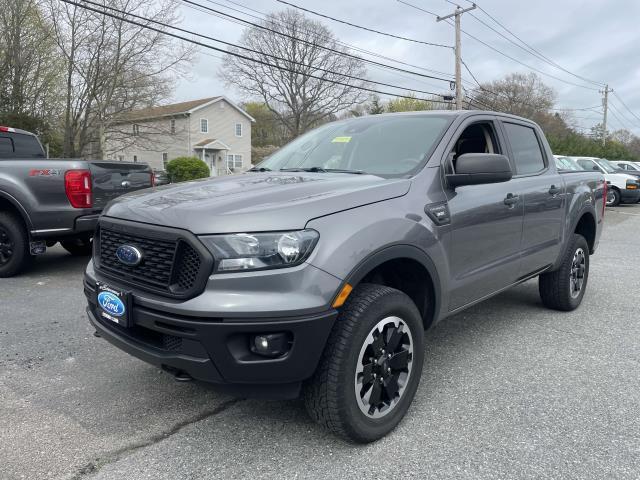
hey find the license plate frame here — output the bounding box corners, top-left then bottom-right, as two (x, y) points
(96, 282), (131, 327)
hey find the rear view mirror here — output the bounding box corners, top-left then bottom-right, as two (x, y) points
(446, 153), (513, 188)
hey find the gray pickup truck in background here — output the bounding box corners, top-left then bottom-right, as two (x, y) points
(0, 126), (153, 277)
(84, 111), (605, 442)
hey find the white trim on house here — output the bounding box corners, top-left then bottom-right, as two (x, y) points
(193, 139), (231, 150)
(189, 96), (256, 123)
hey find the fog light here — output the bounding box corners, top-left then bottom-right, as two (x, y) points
(251, 333), (291, 358)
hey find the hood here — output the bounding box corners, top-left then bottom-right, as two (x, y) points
(606, 172), (639, 183)
(103, 172), (411, 234)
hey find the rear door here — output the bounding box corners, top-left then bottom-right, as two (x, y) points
(89, 162), (152, 208)
(500, 121), (565, 276)
(444, 116), (524, 310)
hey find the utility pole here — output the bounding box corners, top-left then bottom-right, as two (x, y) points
(600, 85), (612, 147)
(437, 4), (476, 110)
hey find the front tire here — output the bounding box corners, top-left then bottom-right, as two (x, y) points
(539, 234), (589, 311)
(0, 212), (31, 278)
(304, 284), (424, 443)
(606, 188), (620, 207)
(61, 236), (93, 256)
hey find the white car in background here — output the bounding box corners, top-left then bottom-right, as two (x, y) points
(570, 156), (640, 206)
(612, 160), (640, 173)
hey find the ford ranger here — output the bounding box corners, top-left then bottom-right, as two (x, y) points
(84, 111), (605, 442)
(0, 126), (153, 276)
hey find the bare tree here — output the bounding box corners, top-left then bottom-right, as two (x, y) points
(0, 0), (62, 125)
(47, 0), (193, 158)
(473, 72), (555, 119)
(220, 9), (368, 139)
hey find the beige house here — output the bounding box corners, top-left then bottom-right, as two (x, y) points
(106, 97), (254, 176)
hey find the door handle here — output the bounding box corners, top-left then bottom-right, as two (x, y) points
(504, 193), (519, 206)
(548, 185), (561, 195)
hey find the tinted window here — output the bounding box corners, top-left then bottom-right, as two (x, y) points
(504, 123), (545, 175)
(0, 137), (14, 156)
(12, 133), (45, 158)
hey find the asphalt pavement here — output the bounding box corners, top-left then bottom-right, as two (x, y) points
(1, 206), (639, 479)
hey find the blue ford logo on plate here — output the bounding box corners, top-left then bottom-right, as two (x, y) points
(116, 244), (143, 266)
(97, 291), (126, 317)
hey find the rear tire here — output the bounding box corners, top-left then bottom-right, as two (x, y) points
(0, 212), (31, 278)
(606, 188), (620, 207)
(61, 236), (93, 256)
(303, 283), (424, 443)
(539, 234), (589, 311)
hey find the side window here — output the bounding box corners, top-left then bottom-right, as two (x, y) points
(503, 123), (545, 175)
(0, 137), (14, 156)
(450, 122), (500, 172)
(577, 159), (597, 171)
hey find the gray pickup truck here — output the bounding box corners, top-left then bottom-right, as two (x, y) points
(0, 126), (153, 277)
(84, 111), (605, 442)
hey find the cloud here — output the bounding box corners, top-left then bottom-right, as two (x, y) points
(172, 0), (640, 133)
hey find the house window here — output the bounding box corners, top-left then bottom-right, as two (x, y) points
(170, 119), (176, 134)
(235, 123), (242, 137)
(162, 153), (168, 168)
(133, 155), (138, 163)
(133, 124), (140, 136)
(200, 118), (208, 133)
(227, 154), (243, 170)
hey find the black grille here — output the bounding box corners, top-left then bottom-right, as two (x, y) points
(96, 223), (209, 298)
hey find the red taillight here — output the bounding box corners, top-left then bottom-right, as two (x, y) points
(150, 172), (155, 187)
(0, 126), (16, 132)
(65, 169), (93, 208)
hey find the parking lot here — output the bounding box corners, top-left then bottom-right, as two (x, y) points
(0, 206), (638, 480)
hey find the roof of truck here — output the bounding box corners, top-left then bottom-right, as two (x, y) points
(0, 126), (35, 136)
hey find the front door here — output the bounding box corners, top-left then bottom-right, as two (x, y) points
(444, 118), (525, 310)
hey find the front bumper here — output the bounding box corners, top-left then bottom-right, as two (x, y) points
(85, 279), (338, 398)
(620, 188), (640, 203)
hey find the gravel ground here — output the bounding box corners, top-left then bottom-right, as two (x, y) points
(1, 206), (638, 480)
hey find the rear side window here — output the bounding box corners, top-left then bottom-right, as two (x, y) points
(0, 137), (14, 156)
(11, 133), (45, 158)
(504, 123), (545, 175)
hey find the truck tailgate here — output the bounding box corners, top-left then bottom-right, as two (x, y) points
(89, 162), (152, 208)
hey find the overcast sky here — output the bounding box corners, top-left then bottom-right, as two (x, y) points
(171, 0), (640, 135)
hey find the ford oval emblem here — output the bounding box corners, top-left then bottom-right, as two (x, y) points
(97, 292), (126, 317)
(115, 245), (143, 266)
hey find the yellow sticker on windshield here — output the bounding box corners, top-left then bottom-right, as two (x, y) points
(331, 136), (352, 143)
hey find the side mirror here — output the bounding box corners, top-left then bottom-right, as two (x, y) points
(593, 165), (600, 171)
(446, 153), (513, 188)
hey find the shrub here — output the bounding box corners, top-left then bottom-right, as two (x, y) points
(166, 156), (210, 182)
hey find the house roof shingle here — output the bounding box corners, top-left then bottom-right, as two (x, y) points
(119, 97), (220, 122)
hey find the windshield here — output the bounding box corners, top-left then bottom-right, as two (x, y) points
(555, 156), (581, 171)
(595, 158), (618, 173)
(256, 115), (452, 177)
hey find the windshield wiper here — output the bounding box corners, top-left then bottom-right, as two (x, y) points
(248, 167), (272, 172)
(279, 167), (364, 174)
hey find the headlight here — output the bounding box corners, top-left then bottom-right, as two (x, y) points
(200, 230), (319, 272)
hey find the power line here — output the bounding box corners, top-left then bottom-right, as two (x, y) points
(275, 0), (452, 49)
(460, 57), (601, 113)
(612, 92), (640, 124)
(461, 0), (604, 88)
(205, 0), (456, 81)
(183, 0), (455, 94)
(397, 0), (601, 92)
(61, 0), (454, 105)
(180, 0), (454, 84)
(79, 0), (448, 98)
